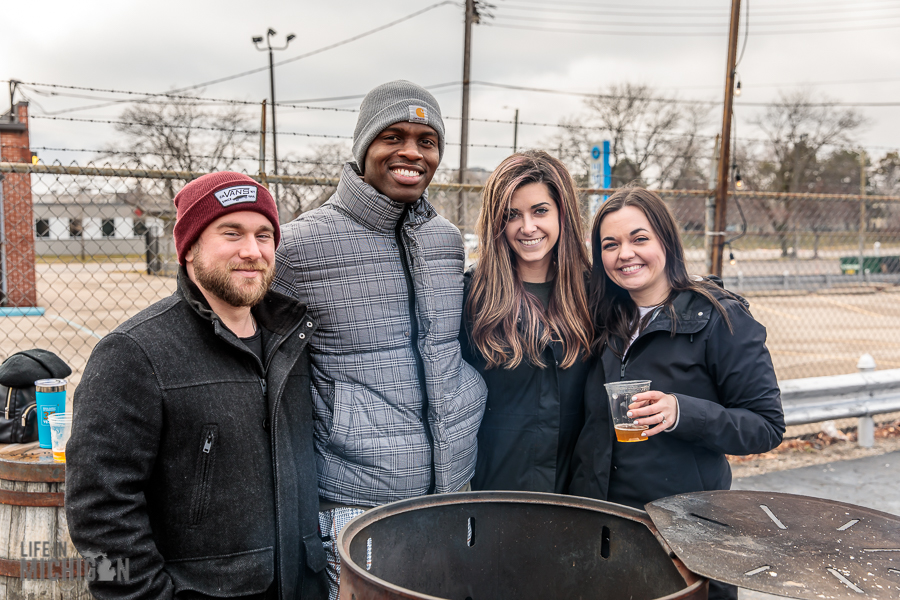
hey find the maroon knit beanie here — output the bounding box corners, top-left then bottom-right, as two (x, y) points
(173, 172), (280, 265)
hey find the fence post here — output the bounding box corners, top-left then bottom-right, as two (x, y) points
(856, 353), (876, 448)
(145, 229), (160, 276)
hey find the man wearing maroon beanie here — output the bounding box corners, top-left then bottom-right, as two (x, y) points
(67, 172), (328, 600)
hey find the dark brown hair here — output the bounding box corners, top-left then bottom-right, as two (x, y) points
(467, 150), (592, 369)
(589, 187), (734, 356)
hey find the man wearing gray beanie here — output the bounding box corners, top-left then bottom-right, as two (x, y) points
(273, 80), (487, 600)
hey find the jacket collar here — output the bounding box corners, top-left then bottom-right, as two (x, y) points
(332, 162), (436, 234)
(639, 289), (712, 337)
(176, 267), (312, 338)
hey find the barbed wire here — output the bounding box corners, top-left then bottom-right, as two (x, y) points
(21, 83), (361, 114)
(18, 101), (900, 156)
(7, 149), (900, 181)
(26, 116), (519, 149)
(5, 162), (900, 202)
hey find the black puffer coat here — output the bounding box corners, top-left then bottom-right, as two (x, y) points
(66, 271), (328, 600)
(570, 288), (785, 508)
(461, 272), (590, 493)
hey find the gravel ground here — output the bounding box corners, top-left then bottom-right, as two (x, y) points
(729, 419), (900, 478)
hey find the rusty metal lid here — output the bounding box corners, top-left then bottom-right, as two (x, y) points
(646, 490), (900, 599)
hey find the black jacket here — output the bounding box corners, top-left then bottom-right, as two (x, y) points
(461, 272), (589, 493)
(66, 270), (328, 600)
(570, 288), (785, 509)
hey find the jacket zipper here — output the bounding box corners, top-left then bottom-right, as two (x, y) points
(394, 209), (435, 493)
(202, 431), (214, 453)
(191, 427), (217, 526)
(20, 404), (35, 427)
(5, 387), (12, 420)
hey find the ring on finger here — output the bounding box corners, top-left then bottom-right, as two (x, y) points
(662, 417), (667, 424)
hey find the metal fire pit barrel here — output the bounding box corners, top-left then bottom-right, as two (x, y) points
(338, 491), (707, 600)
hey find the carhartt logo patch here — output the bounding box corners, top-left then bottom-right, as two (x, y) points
(408, 105), (427, 124)
(214, 185), (257, 207)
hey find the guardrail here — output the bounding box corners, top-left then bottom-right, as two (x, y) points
(725, 272), (900, 293)
(780, 356), (900, 447)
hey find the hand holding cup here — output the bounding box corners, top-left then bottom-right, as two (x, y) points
(627, 391), (678, 438)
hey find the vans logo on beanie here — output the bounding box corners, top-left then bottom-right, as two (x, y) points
(214, 185), (258, 207)
(408, 105), (428, 124)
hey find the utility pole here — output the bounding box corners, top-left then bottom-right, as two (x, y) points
(253, 29), (295, 198)
(704, 135), (720, 274)
(458, 0), (479, 232)
(710, 0), (742, 277)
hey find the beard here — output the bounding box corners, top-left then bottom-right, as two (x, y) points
(192, 250), (275, 308)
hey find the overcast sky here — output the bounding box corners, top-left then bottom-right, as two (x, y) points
(3, 0), (899, 175)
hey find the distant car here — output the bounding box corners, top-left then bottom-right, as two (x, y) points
(463, 233), (478, 268)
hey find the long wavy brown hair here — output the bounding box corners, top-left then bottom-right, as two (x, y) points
(589, 187), (735, 357)
(466, 150), (592, 369)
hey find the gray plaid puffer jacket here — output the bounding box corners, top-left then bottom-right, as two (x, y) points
(273, 164), (487, 507)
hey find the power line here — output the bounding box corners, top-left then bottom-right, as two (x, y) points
(493, 10), (900, 28)
(499, 0), (900, 11)
(488, 19), (900, 36)
(280, 81), (461, 105)
(498, 1), (900, 18)
(168, 1), (456, 95)
(19, 1), (455, 117)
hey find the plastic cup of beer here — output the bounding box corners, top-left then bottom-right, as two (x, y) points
(604, 380), (652, 442)
(47, 412), (73, 462)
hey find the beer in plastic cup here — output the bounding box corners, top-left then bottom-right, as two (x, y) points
(604, 380), (652, 442)
(48, 412), (73, 462)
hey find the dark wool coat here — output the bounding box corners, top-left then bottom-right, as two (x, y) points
(462, 272), (590, 493)
(570, 288), (785, 509)
(66, 271), (327, 600)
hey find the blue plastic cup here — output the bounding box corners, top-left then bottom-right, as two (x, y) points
(34, 379), (67, 450)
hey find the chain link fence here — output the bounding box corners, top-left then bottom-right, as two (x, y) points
(2, 162), (900, 392)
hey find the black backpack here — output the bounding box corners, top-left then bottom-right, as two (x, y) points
(0, 349), (72, 444)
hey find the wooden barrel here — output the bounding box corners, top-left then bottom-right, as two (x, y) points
(0, 442), (91, 599)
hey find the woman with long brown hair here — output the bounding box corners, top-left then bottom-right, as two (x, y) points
(570, 186), (785, 600)
(461, 150), (593, 492)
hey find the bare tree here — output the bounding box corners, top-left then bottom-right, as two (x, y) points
(746, 90), (865, 256)
(547, 83), (712, 189)
(873, 151), (900, 196)
(278, 142), (351, 220)
(102, 95), (254, 198)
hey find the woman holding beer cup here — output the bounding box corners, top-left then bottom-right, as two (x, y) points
(570, 186), (785, 600)
(461, 151), (593, 493)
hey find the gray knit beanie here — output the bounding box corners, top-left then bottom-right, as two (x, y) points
(352, 80), (445, 171)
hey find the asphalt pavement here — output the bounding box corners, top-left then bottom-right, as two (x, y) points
(731, 450), (900, 600)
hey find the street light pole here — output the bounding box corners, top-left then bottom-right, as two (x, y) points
(253, 29), (295, 188)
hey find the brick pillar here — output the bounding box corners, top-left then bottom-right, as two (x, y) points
(0, 101), (38, 307)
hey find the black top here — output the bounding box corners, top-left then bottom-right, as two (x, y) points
(462, 271), (589, 493)
(523, 279), (554, 309)
(240, 328), (264, 364)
